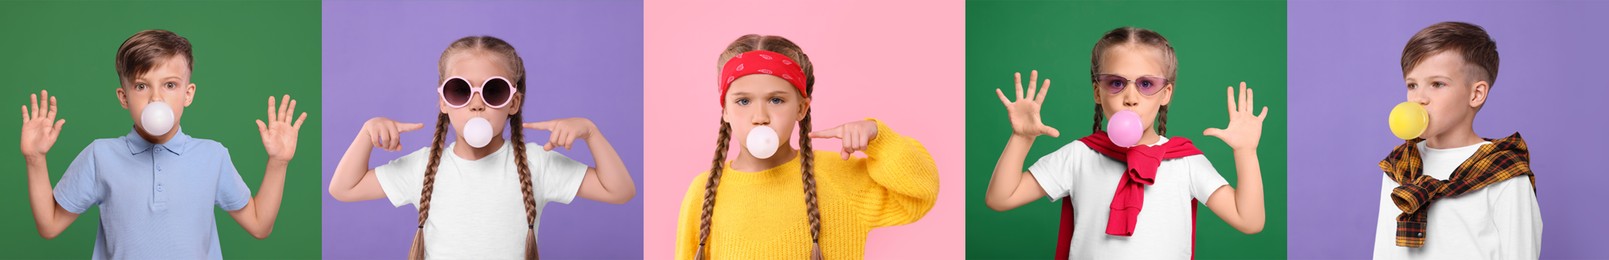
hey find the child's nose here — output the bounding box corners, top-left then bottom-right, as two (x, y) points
(1120, 89), (1139, 107)
(467, 93), (489, 111)
(148, 88), (166, 102)
(1408, 90), (1429, 105)
(750, 106), (771, 125)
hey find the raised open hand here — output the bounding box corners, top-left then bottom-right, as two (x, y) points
(1202, 82), (1269, 151)
(995, 70), (1060, 138)
(258, 95), (308, 164)
(20, 90), (65, 160)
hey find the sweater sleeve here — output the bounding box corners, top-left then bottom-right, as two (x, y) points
(1489, 177), (1542, 260)
(1372, 174), (1404, 259)
(856, 119), (940, 228)
(674, 173), (710, 260)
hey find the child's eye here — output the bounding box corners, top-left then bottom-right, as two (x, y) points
(735, 98), (750, 106)
(165, 82), (176, 88)
(1406, 83), (1417, 90)
(1106, 79), (1125, 88)
(1432, 82), (1446, 88)
(135, 83), (147, 90)
(769, 97), (784, 104)
(1138, 80), (1154, 89)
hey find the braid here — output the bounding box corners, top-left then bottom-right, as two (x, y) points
(1092, 104), (1104, 133)
(409, 113), (450, 260)
(509, 110), (539, 259)
(694, 121), (731, 260)
(798, 112), (823, 260)
(1157, 105), (1168, 136)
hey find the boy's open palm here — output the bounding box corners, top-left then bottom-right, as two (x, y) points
(19, 90), (65, 159)
(995, 70), (1061, 138)
(257, 95), (308, 164)
(1202, 82), (1269, 151)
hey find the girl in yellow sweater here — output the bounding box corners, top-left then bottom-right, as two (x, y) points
(673, 34), (940, 259)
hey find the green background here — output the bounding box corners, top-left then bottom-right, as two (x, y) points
(965, 0), (1287, 259)
(0, 1), (322, 258)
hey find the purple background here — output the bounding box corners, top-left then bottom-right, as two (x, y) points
(321, 1), (643, 259)
(1288, 1), (1609, 259)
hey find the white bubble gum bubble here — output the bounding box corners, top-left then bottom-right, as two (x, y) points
(140, 101), (175, 136)
(746, 125), (779, 159)
(463, 117), (494, 148)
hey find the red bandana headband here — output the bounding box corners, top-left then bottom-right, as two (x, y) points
(717, 50), (808, 107)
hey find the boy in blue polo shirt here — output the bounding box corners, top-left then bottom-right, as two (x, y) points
(19, 29), (307, 259)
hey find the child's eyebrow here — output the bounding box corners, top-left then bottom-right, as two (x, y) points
(1405, 75), (1453, 81)
(728, 90), (793, 96)
(1096, 72), (1164, 78)
(135, 76), (183, 83)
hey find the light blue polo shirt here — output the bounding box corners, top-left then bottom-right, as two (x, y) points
(53, 129), (252, 260)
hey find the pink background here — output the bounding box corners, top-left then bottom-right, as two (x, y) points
(642, 0), (967, 258)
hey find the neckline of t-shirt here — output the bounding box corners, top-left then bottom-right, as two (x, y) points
(1418, 140), (1490, 154)
(444, 140), (513, 164)
(1149, 136), (1170, 146)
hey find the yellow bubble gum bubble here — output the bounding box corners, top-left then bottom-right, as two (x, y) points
(1388, 102), (1428, 140)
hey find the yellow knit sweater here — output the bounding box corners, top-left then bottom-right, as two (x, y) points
(674, 120), (939, 259)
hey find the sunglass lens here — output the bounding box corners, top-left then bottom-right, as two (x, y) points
(443, 78), (472, 106)
(1137, 77), (1164, 95)
(483, 78), (513, 107)
(1100, 75), (1126, 93)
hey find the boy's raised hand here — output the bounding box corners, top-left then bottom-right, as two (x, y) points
(996, 70), (1060, 139)
(20, 90), (65, 160)
(523, 117), (596, 151)
(808, 119), (878, 160)
(1202, 82), (1269, 151)
(257, 95), (308, 164)
(362, 117), (424, 152)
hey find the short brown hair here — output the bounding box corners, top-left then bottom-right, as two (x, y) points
(1401, 22), (1498, 85)
(115, 29), (193, 84)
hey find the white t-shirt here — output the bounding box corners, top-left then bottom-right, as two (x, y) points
(376, 140), (588, 260)
(1373, 141), (1542, 260)
(1029, 137), (1229, 259)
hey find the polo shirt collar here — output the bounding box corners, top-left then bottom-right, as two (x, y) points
(123, 128), (192, 156)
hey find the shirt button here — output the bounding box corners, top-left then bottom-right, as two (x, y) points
(157, 184), (164, 192)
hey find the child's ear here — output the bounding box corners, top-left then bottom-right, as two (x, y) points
(797, 97), (811, 120)
(1469, 80), (1490, 109)
(720, 107), (733, 125)
(1160, 83), (1174, 106)
(507, 95), (522, 115)
(1090, 82), (1102, 105)
(439, 99), (449, 114)
(116, 86), (129, 110)
(183, 83), (197, 107)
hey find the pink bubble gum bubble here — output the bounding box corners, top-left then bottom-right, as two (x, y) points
(1106, 110), (1144, 148)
